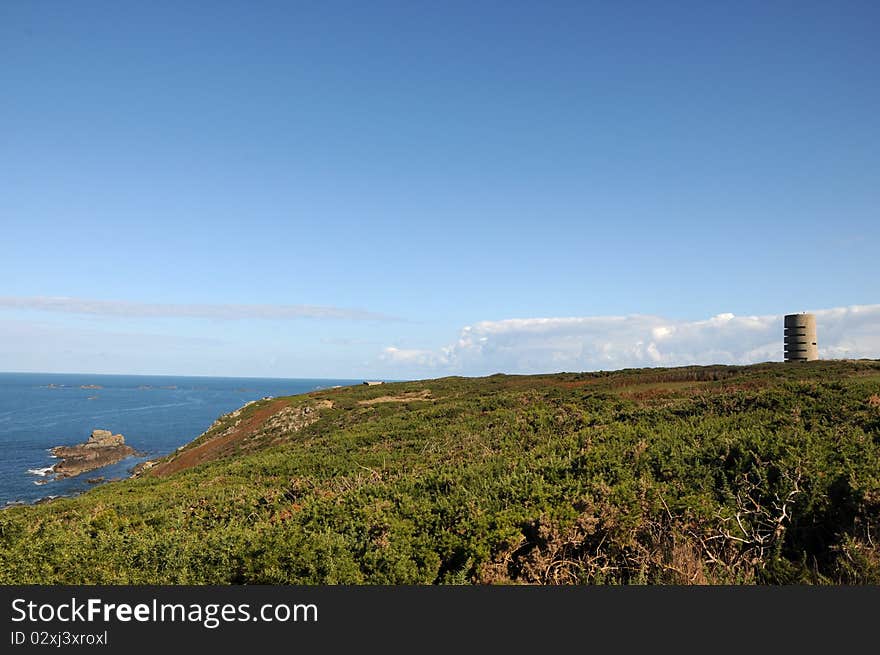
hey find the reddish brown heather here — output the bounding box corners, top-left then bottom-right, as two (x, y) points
(149, 398), (291, 477)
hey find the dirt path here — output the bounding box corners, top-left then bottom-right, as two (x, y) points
(358, 390), (433, 405)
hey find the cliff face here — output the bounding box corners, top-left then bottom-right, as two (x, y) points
(141, 398), (333, 478)
(51, 429), (136, 478)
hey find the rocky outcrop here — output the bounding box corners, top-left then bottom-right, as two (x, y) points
(146, 399), (332, 478)
(130, 460), (156, 476)
(50, 429), (137, 479)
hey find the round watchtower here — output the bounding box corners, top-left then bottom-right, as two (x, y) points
(784, 313), (818, 362)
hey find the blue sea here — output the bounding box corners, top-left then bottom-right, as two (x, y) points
(0, 372), (363, 506)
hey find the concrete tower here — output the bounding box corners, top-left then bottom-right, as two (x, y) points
(784, 313), (818, 362)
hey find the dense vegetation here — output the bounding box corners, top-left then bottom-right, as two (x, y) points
(2, 361), (879, 584)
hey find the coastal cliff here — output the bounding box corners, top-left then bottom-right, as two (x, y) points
(2, 360), (879, 585)
(136, 398), (333, 478)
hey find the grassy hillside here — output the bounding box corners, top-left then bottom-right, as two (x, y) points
(2, 361), (879, 584)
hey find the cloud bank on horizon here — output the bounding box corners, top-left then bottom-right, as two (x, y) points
(382, 304), (880, 375)
(0, 296), (398, 322)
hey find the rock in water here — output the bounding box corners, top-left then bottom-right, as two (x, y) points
(84, 429), (125, 448)
(50, 430), (137, 479)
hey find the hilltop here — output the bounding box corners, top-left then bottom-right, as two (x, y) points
(1, 360), (879, 584)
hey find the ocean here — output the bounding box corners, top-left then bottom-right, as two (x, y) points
(0, 372), (363, 506)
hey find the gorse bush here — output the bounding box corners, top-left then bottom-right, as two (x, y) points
(1, 360), (878, 584)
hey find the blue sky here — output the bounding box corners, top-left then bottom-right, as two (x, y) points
(2, 1), (878, 377)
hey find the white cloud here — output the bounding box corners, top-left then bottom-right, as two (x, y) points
(382, 304), (880, 375)
(0, 296), (398, 321)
